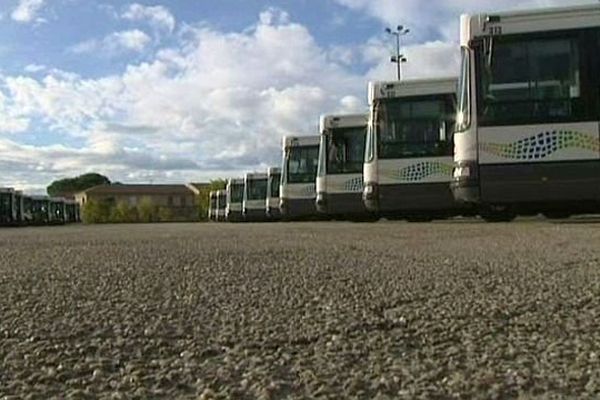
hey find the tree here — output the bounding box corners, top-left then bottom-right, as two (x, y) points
(198, 179), (227, 221)
(47, 173), (110, 197)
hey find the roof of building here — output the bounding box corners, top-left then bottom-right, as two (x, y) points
(81, 184), (196, 196)
(186, 182), (210, 195)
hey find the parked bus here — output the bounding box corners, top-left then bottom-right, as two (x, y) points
(243, 172), (268, 221)
(49, 198), (67, 225)
(208, 191), (217, 221)
(30, 195), (51, 225)
(65, 199), (80, 223)
(316, 113), (373, 220)
(217, 190), (227, 222)
(22, 194), (34, 225)
(280, 136), (320, 220)
(363, 78), (466, 221)
(14, 191), (25, 225)
(0, 188), (16, 226)
(452, 4), (600, 221)
(226, 178), (244, 222)
(266, 167), (281, 220)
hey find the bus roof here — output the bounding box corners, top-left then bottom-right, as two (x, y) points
(319, 113), (368, 134)
(282, 135), (320, 149)
(245, 172), (268, 180)
(368, 78), (457, 105)
(461, 4), (600, 45)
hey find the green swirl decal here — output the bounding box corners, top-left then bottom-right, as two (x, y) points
(343, 177), (363, 192)
(480, 130), (599, 160)
(382, 161), (453, 182)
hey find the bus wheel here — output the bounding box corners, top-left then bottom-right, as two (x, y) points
(481, 205), (516, 223)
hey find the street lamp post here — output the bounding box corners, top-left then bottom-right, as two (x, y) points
(385, 25), (410, 80)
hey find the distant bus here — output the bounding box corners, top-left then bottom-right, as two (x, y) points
(226, 178), (244, 222)
(452, 4), (600, 221)
(208, 191), (217, 222)
(280, 136), (320, 220)
(30, 195), (51, 225)
(216, 190), (227, 222)
(363, 78), (467, 221)
(266, 167), (281, 220)
(243, 172), (268, 222)
(0, 188), (16, 226)
(316, 113), (373, 220)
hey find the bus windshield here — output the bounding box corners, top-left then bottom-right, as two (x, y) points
(376, 95), (455, 159)
(247, 179), (268, 200)
(478, 35), (584, 126)
(0, 193), (11, 217)
(270, 174), (281, 197)
(326, 126), (366, 174)
(287, 145), (319, 184)
(230, 184), (243, 203)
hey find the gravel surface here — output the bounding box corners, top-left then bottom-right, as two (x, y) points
(1, 220), (600, 399)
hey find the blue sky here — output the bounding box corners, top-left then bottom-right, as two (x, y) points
(0, 0), (595, 192)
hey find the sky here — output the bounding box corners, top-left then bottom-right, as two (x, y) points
(0, 0), (596, 192)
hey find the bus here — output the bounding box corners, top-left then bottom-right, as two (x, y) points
(363, 78), (465, 221)
(0, 188), (16, 226)
(14, 191), (25, 225)
(243, 172), (268, 222)
(217, 190), (227, 222)
(22, 194), (34, 225)
(65, 199), (80, 223)
(208, 191), (217, 221)
(266, 167), (281, 220)
(226, 178), (244, 222)
(280, 136), (320, 220)
(316, 113), (372, 220)
(49, 198), (67, 225)
(30, 195), (51, 225)
(452, 4), (600, 221)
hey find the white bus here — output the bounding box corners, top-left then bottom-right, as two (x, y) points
(316, 113), (372, 219)
(452, 4), (600, 221)
(30, 195), (51, 225)
(0, 188), (16, 226)
(216, 190), (227, 222)
(266, 167), (281, 220)
(280, 136), (320, 220)
(208, 191), (217, 222)
(49, 198), (67, 225)
(226, 178), (244, 222)
(363, 78), (466, 221)
(243, 172), (268, 221)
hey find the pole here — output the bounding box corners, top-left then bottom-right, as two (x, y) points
(396, 33), (401, 80)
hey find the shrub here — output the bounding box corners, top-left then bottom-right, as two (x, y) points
(158, 207), (174, 222)
(138, 197), (157, 223)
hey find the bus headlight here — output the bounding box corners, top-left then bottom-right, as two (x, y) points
(452, 161), (478, 183)
(362, 183), (378, 201)
(453, 166), (470, 179)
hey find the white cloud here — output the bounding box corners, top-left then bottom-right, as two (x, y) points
(259, 7), (290, 26)
(122, 3), (175, 32)
(11, 0), (46, 23)
(335, 0), (598, 41)
(71, 29), (152, 55)
(0, 11), (366, 188)
(24, 64), (46, 73)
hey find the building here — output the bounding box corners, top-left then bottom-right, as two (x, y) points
(75, 184), (199, 222)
